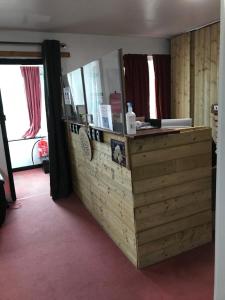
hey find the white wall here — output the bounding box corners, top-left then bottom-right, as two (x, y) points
(214, 1), (225, 299)
(9, 138), (44, 169)
(0, 30), (170, 74)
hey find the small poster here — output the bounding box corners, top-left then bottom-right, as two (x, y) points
(110, 92), (122, 113)
(99, 105), (113, 131)
(63, 87), (72, 105)
(111, 139), (126, 167)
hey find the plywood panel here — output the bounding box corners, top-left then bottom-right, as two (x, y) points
(134, 176), (211, 208)
(135, 193), (211, 232)
(74, 172), (134, 229)
(194, 27), (205, 126)
(69, 130), (137, 266)
(130, 127), (211, 154)
(171, 33), (191, 118)
(133, 166), (210, 194)
(71, 135), (132, 191)
(135, 189), (211, 221)
(67, 125), (212, 269)
(210, 23), (220, 114)
(129, 127), (212, 267)
(138, 223), (212, 268)
(137, 210), (212, 245)
(138, 223), (211, 257)
(131, 140), (211, 168)
(132, 153), (210, 181)
(192, 23), (219, 126)
(171, 22), (220, 127)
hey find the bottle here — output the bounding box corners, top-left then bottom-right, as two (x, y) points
(126, 102), (136, 134)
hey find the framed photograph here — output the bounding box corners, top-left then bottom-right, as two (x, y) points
(111, 139), (126, 167)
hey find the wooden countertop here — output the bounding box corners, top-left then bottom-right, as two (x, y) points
(65, 119), (182, 138)
(125, 128), (180, 139)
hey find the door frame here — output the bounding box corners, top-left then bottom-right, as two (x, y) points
(0, 58), (43, 201)
(0, 91), (16, 201)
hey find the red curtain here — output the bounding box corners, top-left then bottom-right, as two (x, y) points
(153, 54), (171, 119)
(21, 66), (41, 138)
(123, 54), (149, 118)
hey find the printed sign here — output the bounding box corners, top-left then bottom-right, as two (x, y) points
(110, 92), (122, 113)
(99, 105), (113, 131)
(63, 87), (72, 105)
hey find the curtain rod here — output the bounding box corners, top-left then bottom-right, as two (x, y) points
(0, 41), (66, 48)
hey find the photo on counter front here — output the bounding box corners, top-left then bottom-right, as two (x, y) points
(111, 139), (126, 167)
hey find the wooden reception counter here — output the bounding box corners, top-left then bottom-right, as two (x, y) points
(67, 125), (212, 268)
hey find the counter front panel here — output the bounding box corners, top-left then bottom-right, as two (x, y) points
(67, 125), (212, 268)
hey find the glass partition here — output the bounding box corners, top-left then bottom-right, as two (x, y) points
(63, 49), (125, 133)
(83, 50), (125, 133)
(83, 60), (104, 128)
(100, 50), (124, 133)
(67, 68), (86, 123)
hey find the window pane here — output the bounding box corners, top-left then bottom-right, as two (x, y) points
(0, 65), (30, 140)
(83, 60), (103, 128)
(148, 57), (157, 119)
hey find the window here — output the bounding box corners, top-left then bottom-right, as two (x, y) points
(0, 65), (47, 140)
(148, 56), (157, 119)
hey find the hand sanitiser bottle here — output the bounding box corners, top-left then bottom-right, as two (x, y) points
(126, 102), (136, 134)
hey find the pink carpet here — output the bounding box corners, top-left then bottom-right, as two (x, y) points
(12, 168), (50, 200)
(0, 169), (214, 300)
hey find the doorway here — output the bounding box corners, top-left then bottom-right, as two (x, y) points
(0, 59), (50, 201)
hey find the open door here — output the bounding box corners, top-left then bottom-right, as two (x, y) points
(0, 91), (16, 201)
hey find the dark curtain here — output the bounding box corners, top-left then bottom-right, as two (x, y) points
(123, 54), (149, 118)
(153, 54), (171, 119)
(42, 40), (71, 200)
(21, 67), (41, 138)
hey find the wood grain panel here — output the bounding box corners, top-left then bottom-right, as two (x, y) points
(137, 210), (212, 245)
(129, 127), (212, 267)
(171, 33), (191, 118)
(138, 223), (212, 268)
(130, 127), (211, 154)
(132, 153), (210, 181)
(210, 23), (220, 113)
(138, 222), (211, 257)
(171, 22), (220, 127)
(131, 140), (211, 168)
(134, 176), (211, 208)
(69, 130), (137, 266)
(135, 193), (211, 232)
(67, 125), (212, 268)
(135, 189), (211, 220)
(133, 166), (210, 194)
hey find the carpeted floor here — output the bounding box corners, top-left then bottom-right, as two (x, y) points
(12, 168), (50, 200)
(0, 169), (214, 300)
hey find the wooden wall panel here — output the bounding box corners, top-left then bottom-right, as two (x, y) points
(193, 23), (220, 126)
(138, 223), (211, 268)
(171, 22), (220, 127)
(210, 23), (220, 110)
(69, 131), (137, 266)
(130, 128), (212, 268)
(171, 33), (191, 118)
(67, 125), (212, 269)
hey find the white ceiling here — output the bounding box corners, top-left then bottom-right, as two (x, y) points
(0, 0), (220, 38)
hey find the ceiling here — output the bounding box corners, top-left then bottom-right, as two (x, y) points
(0, 0), (220, 38)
